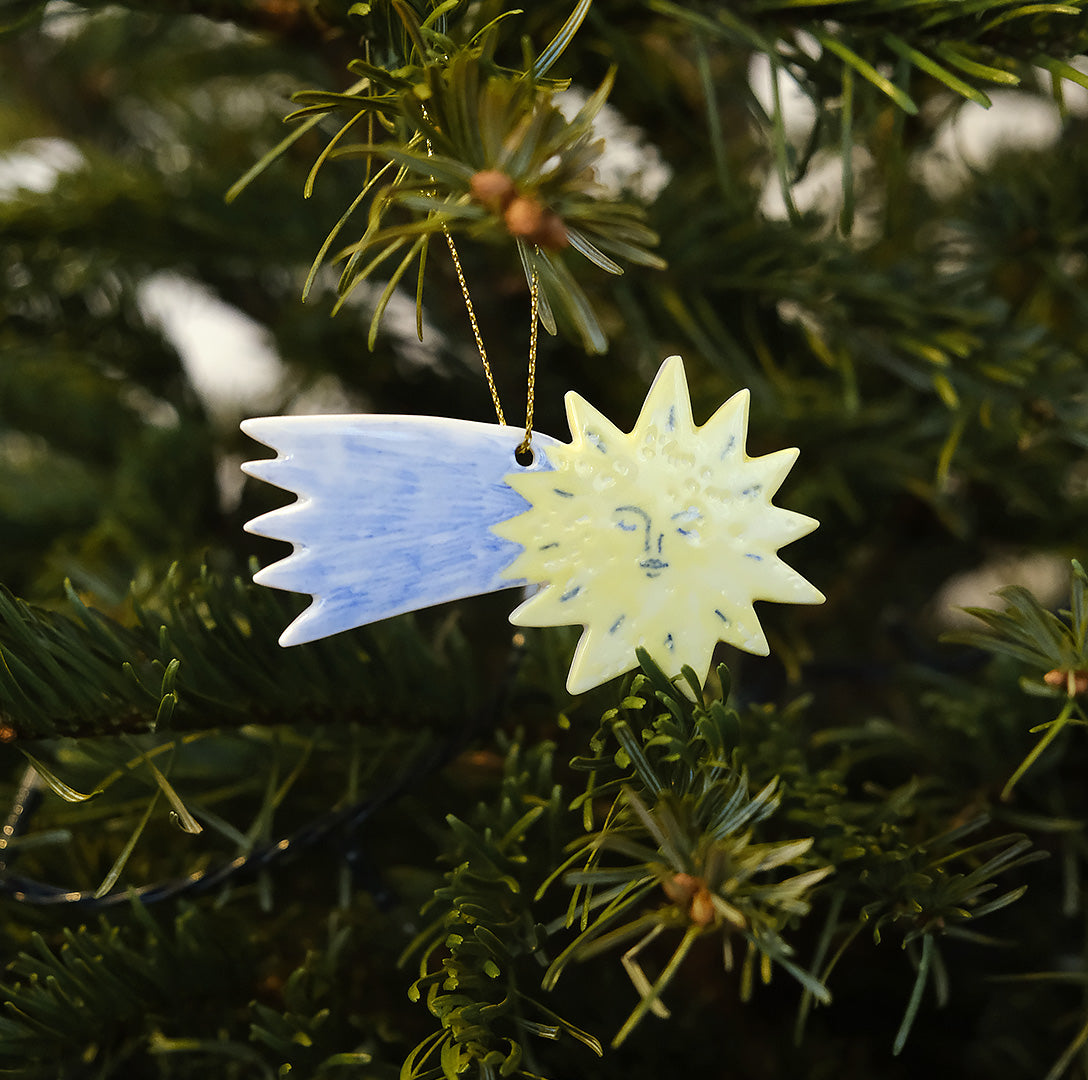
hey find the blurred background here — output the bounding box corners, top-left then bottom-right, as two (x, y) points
(1, 2), (1088, 1077)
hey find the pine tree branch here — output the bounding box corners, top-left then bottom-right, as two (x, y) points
(0, 567), (477, 740)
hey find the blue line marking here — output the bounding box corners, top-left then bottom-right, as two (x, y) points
(560, 585), (581, 602)
(610, 615), (625, 634)
(667, 405), (676, 431)
(745, 553), (763, 561)
(722, 435), (736, 459)
(539, 542), (559, 549)
(587, 431), (607, 453)
(741, 484), (762, 497)
(665, 633), (675, 651)
(554, 488), (574, 498)
(715, 609), (729, 624)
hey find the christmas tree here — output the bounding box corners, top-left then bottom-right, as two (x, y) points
(1, 1), (1087, 1076)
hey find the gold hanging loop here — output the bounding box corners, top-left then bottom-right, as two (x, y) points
(445, 230), (539, 459)
(517, 269), (539, 458)
(419, 105), (537, 455)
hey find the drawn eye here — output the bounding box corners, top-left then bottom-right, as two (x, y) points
(671, 507), (703, 540)
(613, 505), (650, 533)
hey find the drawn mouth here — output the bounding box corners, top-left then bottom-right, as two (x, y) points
(640, 558), (668, 577)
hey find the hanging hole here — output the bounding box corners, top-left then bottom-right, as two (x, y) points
(514, 445), (535, 468)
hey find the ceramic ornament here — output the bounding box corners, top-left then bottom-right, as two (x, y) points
(241, 416), (562, 645)
(242, 355), (824, 694)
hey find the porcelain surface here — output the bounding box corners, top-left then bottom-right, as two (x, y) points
(242, 415), (557, 646)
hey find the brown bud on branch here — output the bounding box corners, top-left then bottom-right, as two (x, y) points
(503, 196), (568, 250)
(469, 170), (516, 212)
(1044, 668), (1088, 696)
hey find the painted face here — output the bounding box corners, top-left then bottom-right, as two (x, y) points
(612, 504), (704, 578)
(494, 355), (824, 695)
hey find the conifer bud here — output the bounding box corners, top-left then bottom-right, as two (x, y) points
(469, 170), (516, 212)
(503, 196), (568, 250)
(534, 209), (569, 251)
(1044, 668), (1088, 695)
(663, 874), (717, 927)
(663, 872), (700, 905)
(689, 886), (716, 928)
(504, 195), (544, 238)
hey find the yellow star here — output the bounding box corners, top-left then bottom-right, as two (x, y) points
(491, 356), (824, 694)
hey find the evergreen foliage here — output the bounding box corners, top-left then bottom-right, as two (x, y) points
(0, 0), (1087, 1077)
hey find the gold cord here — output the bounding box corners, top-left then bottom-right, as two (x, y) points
(443, 230), (506, 427)
(422, 103), (536, 453)
(519, 269), (539, 457)
(444, 230), (539, 456)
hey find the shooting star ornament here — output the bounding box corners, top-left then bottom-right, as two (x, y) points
(242, 356), (824, 694)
